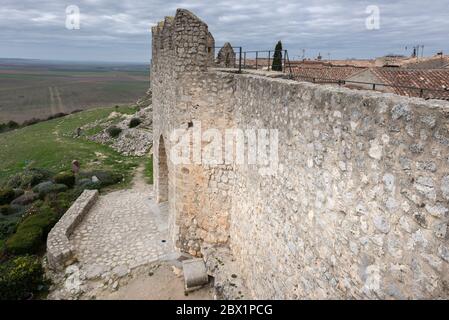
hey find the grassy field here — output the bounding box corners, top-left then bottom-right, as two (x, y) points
(0, 105), (143, 186)
(0, 59), (149, 123)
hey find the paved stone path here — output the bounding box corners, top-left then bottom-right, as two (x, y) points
(70, 167), (172, 278)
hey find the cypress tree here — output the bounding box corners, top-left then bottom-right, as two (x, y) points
(272, 41), (283, 71)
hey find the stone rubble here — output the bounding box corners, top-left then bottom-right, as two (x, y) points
(86, 105), (153, 157)
(79, 89), (154, 157)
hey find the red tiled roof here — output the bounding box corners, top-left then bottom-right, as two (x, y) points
(403, 56), (449, 69)
(370, 68), (449, 100)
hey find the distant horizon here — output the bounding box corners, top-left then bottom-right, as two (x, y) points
(0, 51), (444, 66)
(2, 1), (448, 62)
(0, 57), (150, 65)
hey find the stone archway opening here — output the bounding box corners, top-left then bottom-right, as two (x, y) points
(157, 135), (169, 203)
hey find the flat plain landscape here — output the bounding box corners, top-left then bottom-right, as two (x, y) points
(0, 59), (149, 123)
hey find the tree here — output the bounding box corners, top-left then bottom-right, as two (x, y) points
(272, 41), (283, 71)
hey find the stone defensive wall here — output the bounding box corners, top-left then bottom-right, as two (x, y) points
(152, 9), (449, 299)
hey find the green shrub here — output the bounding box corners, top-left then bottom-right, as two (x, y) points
(22, 200), (44, 218)
(54, 172), (75, 188)
(106, 126), (122, 138)
(6, 168), (53, 189)
(45, 191), (77, 216)
(0, 255), (44, 300)
(19, 205), (58, 236)
(0, 219), (17, 241)
(271, 41), (283, 71)
(5, 205), (58, 255)
(39, 184), (68, 199)
(129, 117), (142, 128)
(13, 189), (24, 198)
(24, 168), (53, 188)
(0, 188), (15, 205)
(4, 175), (21, 189)
(0, 205), (10, 215)
(79, 170), (123, 188)
(0, 205), (15, 216)
(5, 227), (43, 255)
(0, 121), (20, 134)
(7, 120), (19, 130)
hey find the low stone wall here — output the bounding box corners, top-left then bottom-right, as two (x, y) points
(47, 190), (99, 270)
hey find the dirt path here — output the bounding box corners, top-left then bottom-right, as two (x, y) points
(48, 87), (57, 115)
(97, 261), (214, 300)
(53, 87), (65, 114)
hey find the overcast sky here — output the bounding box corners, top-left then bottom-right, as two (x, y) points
(1, 0), (448, 63)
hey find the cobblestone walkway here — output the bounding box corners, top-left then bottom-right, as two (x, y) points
(70, 168), (172, 277)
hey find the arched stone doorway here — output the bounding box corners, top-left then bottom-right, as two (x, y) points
(156, 135), (169, 203)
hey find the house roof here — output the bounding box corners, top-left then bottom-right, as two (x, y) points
(370, 68), (449, 100)
(403, 56), (449, 69)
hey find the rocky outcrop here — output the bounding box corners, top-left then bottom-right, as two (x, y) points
(81, 95), (153, 157)
(88, 106), (153, 156)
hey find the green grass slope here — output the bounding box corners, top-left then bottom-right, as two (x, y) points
(0, 106), (141, 185)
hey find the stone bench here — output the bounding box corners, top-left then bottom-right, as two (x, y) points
(47, 190), (99, 271)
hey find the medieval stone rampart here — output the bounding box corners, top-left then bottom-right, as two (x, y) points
(151, 9), (449, 299)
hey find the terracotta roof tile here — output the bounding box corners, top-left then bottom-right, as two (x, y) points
(403, 56), (449, 69)
(370, 68), (449, 100)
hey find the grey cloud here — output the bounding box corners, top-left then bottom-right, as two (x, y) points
(0, 0), (448, 62)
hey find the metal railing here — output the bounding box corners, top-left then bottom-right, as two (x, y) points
(212, 46), (294, 77)
(241, 50), (293, 77)
(210, 46), (447, 100)
(292, 74), (449, 99)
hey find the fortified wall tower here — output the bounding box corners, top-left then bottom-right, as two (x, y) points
(151, 9), (234, 256)
(152, 9), (449, 299)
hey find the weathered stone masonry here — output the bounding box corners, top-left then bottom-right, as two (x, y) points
(152, 9), (449, 299)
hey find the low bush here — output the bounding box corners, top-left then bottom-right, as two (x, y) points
(0, 188), (15, 205)
(0, 205), (25, 217)
(46, 113), (67, 121)
(34, 183), (67, 200)
(5, 204), (58, 255)
(54, 172), (75, 188)
(6, 168), (53, 189)
(13, 189), (24, 199)
(22, 118), (40, 127)
(45, 191), (78, 216)
(11, 192), (38, 206)
(22, 200), (44, 218)
(0, 255), (44, 300)
(5, 227), (43, 255)
(19, 205), (58, 235)
(106, 126), (122, 138)
(129, 117), (141, 128)
(0, 219), (17, 241)
(0, 121), (20, 134)
(0, 205), (10, 216)
(79, 170), (123, 189)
